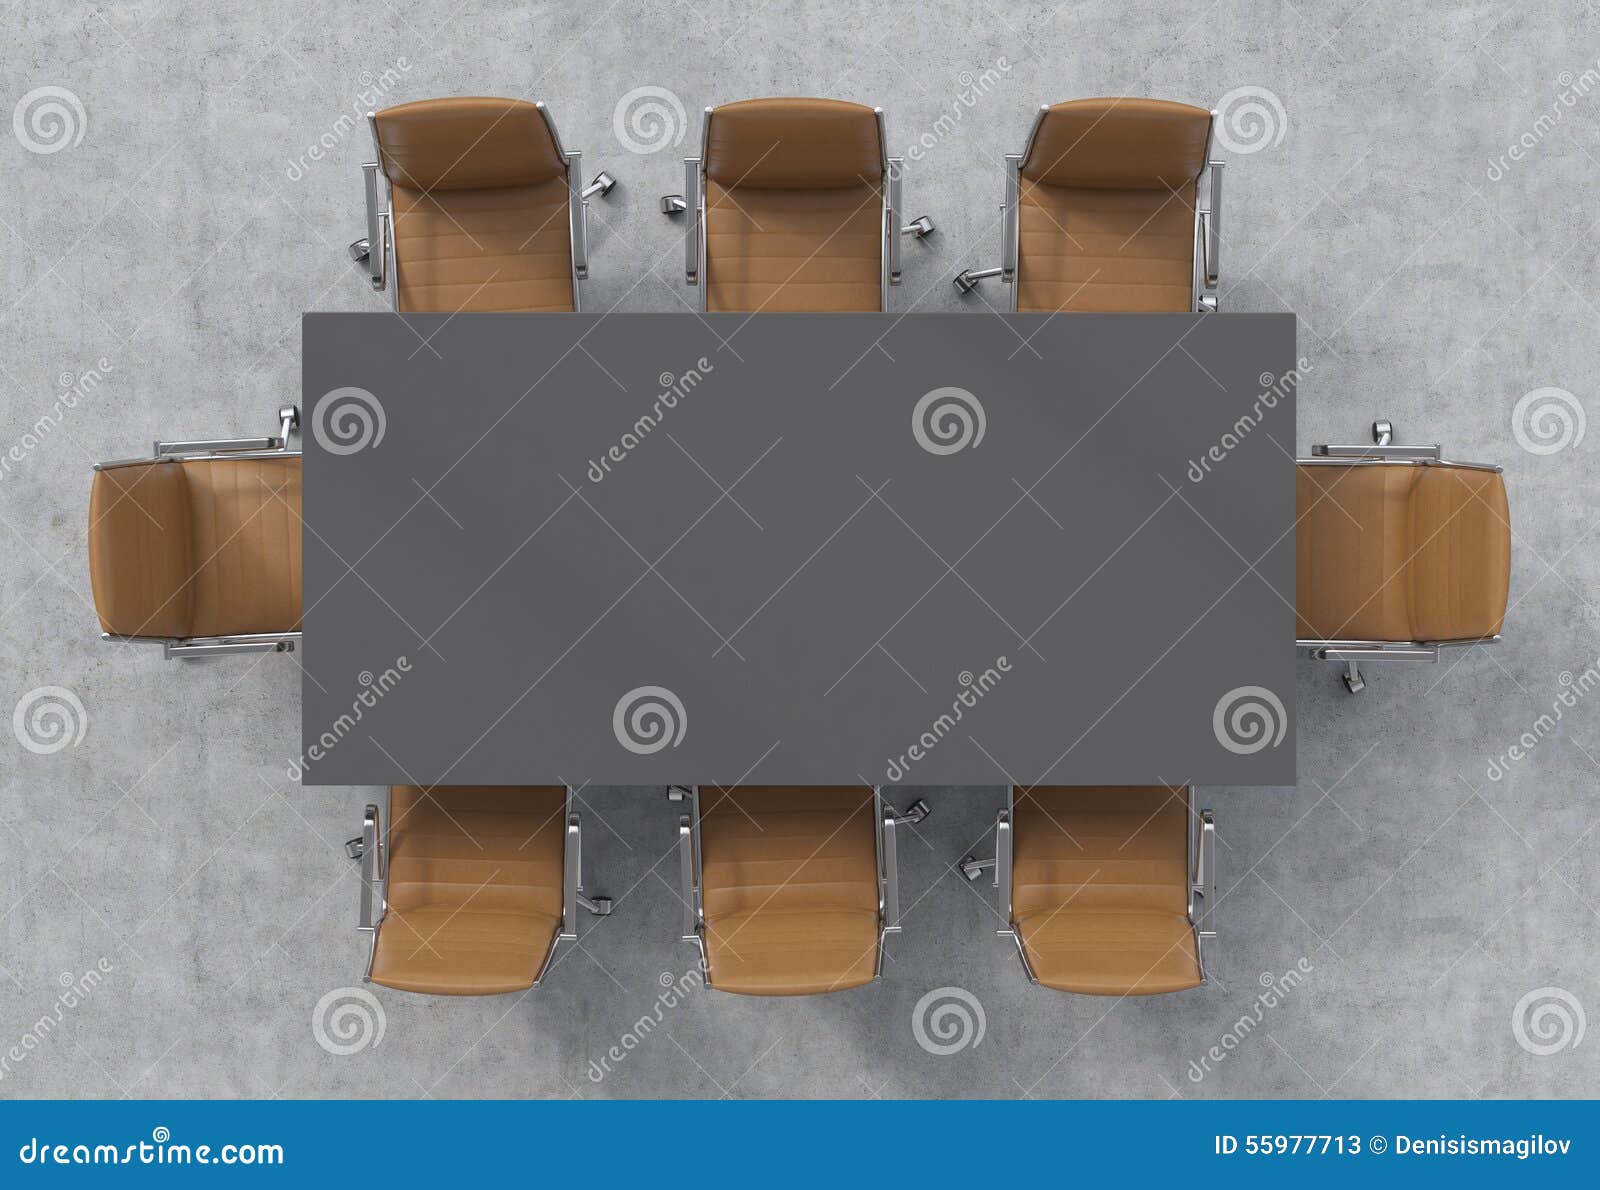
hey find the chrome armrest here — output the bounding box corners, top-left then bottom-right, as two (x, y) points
(880, 804), (901, 932)
(154, 406), (300, 460)
(1309, 444), (1442, 461)
(1000, 155), (1021, 281)
(357, 804), (383, 931)
(676, 814), (698, 940)
(887, 156), (903, 285)
(1192, 809), (1214, 939)
(356, 163), (386, 291)
(563, 813), (582, 937)
(684, 157), (702, 286)
(567, 151), (589, 282)
(1203, 160), (1222, 288)
(995, 808), (1012, 925)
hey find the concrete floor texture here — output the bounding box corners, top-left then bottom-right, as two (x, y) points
(2, 0), (1597, 1099)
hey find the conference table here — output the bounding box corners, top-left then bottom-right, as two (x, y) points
(299, 312), (1297, 787)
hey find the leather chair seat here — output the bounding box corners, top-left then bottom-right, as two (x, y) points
(88, 456), (301, 640)
(705, 180), (882, 312)
(390, 177), (574, 313)
(699, 786), (880, 995)
(370, 785), (567, 996)
(1011, 786), (1200, 995)
(1018, 183), (1197, 312)
(183, 457), (301, 637)
(1295, 463), (1510, 642)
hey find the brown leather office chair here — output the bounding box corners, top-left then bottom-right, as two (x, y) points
(670, 785), (929, 995)
(1297, 419), (1511, 692)
(658, 97), (933, 312)
(347, 785), (611, 996)
(88, 405), (303, 659)
(961, 786), (1214, 995)
(350, 98), (616, 313)
(955, 98), (1221, 313)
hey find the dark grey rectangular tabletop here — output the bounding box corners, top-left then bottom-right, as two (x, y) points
(301, 312), (1297, 787)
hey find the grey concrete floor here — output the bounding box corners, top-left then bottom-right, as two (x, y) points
(2, 0), (1598, 1099)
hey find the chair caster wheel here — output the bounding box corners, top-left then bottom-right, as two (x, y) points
(959, 856), (984, 882)
(953, 269), (980, 295)
(904, 215), (935, 238)
(1372, 419), (1393, 446)
(660, 193), (687, 215)
(591, 898), (613, 916)
(1342, 662), (1365, 694)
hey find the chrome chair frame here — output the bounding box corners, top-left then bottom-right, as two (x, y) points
(660, 105), (933, 312)
(92, 405), (302, 659)
(667, 784), (929, 986)
(954, 103), (1223, 313)
(349, 102), (616, 312)
(1297, 419), (1506, 693)
(960, 786), (1215, 987)
(346, 785), (610, 989)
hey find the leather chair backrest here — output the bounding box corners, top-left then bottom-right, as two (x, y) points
(704, 97), (882, 189)
(1021, 98), (1211, 190)
(373, 97), (567, 191)
(88, 462), (195, 639)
